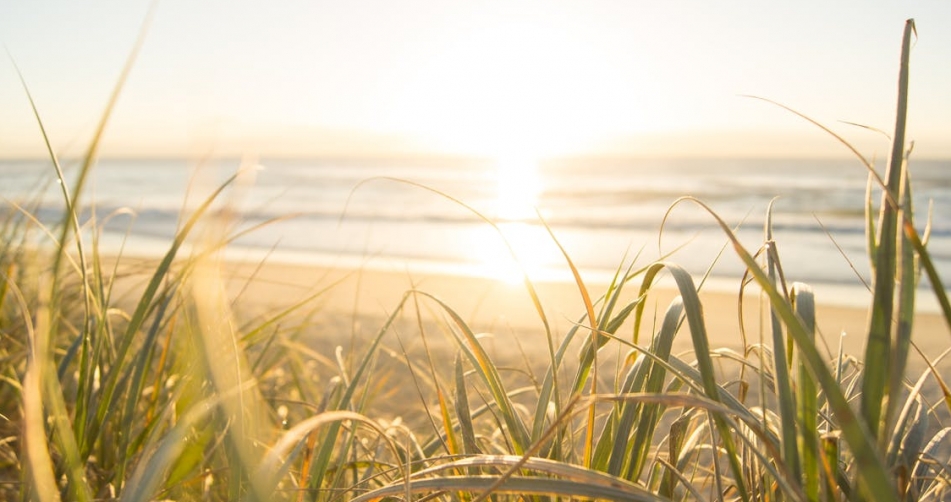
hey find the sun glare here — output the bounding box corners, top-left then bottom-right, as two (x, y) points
(469, 223), (558, 286)
(495, 151), (540, 221)
(462, 151), (558, 285)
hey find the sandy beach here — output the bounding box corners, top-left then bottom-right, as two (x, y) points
(116, 255), (949, 381)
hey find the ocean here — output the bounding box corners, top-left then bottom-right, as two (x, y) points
(2, 156), (949, 309)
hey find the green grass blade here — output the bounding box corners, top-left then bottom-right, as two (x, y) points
(903, 220), (951, 335)
(572, 297), (639, 396)
(820, 432), (843, 501)
(537, 214), (601, 466)
(455, 355), (480, 455)
(592, 350), (643, 471)
(87, 173), (241, 465)
(305, 293), (412, 494)
(11, 8), (155, 463)
(9, 60), (100, 465)
(676, 195), (897, 501)
(414, 291), (532, 454)
(530, 312), (585, 455)
(611, 297), (683, 480)
(121, 391), (221, 502)
(641, 262), (751, 501)
(8, 276), (61, 502)
(863, 18), (916, 440)
(765, 200), (803, 486)
(888, 166), (917, 438)
(792, 282), (820, 502)
(866, 174), (879, 279)
(114, 292), (175, 486)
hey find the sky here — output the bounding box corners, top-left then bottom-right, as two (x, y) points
(1, 1), (949, 160)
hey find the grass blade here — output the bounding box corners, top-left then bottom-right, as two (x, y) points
(455, 355), (480, 455)
(862, 18), (916, 440)
(674, 195), (897, 501)
(612, 297), (683, 480)
(355, 454), (667, 502)
(537, 215), (601, 466)
(304, 294), (412, 495)
(765, 200), (803, 486)
(637, 261), (752, 501)
(414, 291), (532, 454)
(792, 282), (820, 501)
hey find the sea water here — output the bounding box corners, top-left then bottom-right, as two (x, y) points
(2, 156), (949, 309)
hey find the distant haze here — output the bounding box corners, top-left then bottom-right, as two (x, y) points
(1, 1), (949, 160)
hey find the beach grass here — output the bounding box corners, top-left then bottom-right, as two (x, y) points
(3, 17), (951, 502)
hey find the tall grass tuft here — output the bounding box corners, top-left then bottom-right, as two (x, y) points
(1, 16), (949, 502)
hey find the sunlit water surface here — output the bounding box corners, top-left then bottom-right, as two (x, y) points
(3, 156), (949, 308)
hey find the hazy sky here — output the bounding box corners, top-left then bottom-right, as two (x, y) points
(1, 1), (949, 159)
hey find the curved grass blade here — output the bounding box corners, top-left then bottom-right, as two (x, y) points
(671, 195), (897, 501)
(353, 475), (663, 502)
(528, 310), (587, 457)
(87, 172), (241, 463)
(358, 454), (669, 502)
(536, 214), (601, 466)
(413, 291), (532, 454)
(121, 391), (222, 502)
(305, 292), (413, 493)
(592, 392), (804, 500)
(256, 410), (403, 494)
(633, 261), (751, 502)
(912, 427), (950, 497)
(625, 303), (681, 480)
(607, 297), (683, 479)
(11, 5), (157, 464)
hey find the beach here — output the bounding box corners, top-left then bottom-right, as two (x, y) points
(5, 6), (950, 498)
(9, 155), (951, 379)
(113, 253), (950, 389)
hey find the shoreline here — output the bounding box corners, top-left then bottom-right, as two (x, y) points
(111, 234), (950, 313)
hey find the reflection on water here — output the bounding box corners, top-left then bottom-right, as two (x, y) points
(495, 152), (540, 222)
(2, 156), (950, 294)
(469, 222), (562, 285)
